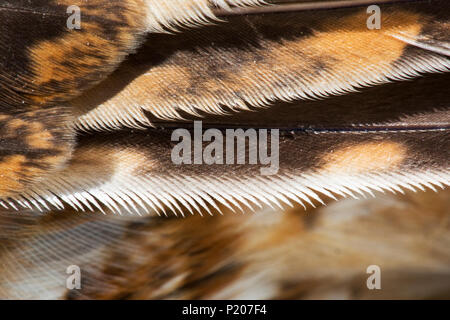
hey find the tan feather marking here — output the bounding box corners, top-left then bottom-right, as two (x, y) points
(0, 110), (74, 199)
(269, 10), (422, 75)
(27, 0), (148, 106)
(24, 122), (54, 149)
(73, 5), (448, 130)
(321, 142), (407, 174)
(0, 155), (30, 196)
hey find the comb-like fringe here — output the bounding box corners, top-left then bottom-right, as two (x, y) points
(2, 163), (448, 216)
(75, 49), (450, 131)
(144, 0), (267, 32)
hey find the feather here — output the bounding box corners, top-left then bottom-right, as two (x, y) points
(4, 121), (448, 215)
